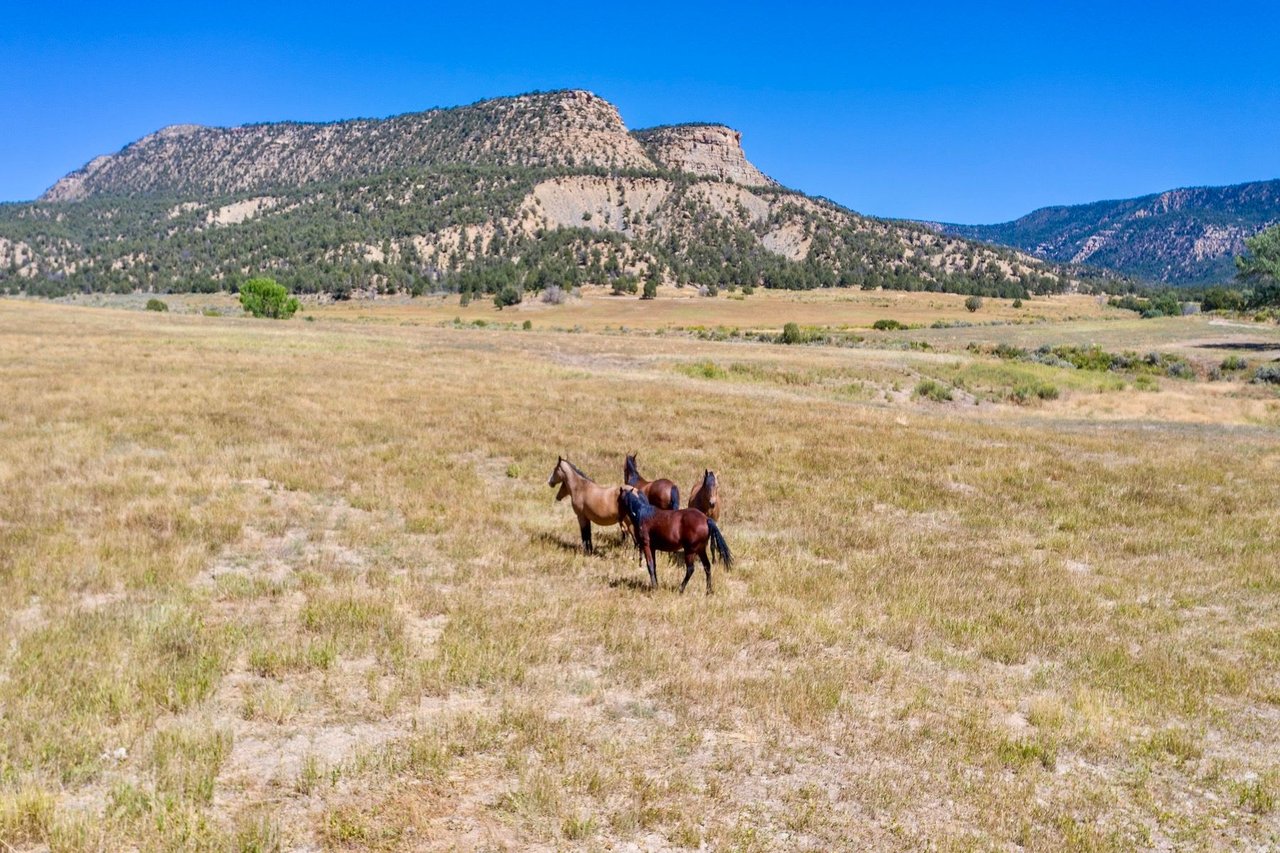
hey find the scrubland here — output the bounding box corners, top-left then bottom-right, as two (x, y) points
(2, 288), (1279, 851)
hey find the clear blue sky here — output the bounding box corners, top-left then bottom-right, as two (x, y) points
(2, 1), (1277, 223)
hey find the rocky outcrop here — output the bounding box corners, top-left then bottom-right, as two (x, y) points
(632, 124), (775, 187)
(42, 90), (657, 201)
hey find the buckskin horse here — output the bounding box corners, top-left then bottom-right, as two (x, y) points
(548, 456), (632, 553)
(689, 469), (720, 521)
(619, 486), (732, 594)
(623, 453), (680, 510)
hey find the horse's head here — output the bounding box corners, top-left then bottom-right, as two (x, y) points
(623, 452), (639, 483)
(703, 470), (719, 509)
(618, 483), (647, 521)
(548, 457), (566, 489)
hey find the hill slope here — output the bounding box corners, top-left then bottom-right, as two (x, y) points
(938, 180), (1280, 285)
(2, 90), (1072, 299)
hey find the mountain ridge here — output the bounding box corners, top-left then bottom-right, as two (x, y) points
(935, 178), (1280, 285)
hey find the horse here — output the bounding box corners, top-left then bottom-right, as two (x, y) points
(623, 453), (680, 510)
(618, 486), (732, 595)
(689, 469), (720, 521)
(547, 456), (632, 553)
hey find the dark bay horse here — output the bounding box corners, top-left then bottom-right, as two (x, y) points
(623, 453), (679, 510)
(619, 486), (732, 594)
(689, 469), (720, 521)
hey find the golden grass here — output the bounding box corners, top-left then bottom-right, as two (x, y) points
(1, 296), (1279, 850)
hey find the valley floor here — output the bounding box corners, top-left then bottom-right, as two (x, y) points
(2, 290), (1279, 850)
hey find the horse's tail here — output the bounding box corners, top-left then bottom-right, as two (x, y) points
(670, 485), (680, 510)
(706, 518), (732, 571)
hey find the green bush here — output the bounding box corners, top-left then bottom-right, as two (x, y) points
(914, 379), (953, 402)
(642, 277), (658, 300)
(145, 298), (169, 312)
(493, 284), (522, 309)
(872, 319), (904, 331)
(1011, 298), (1023, 308)
(678, 360), (728, 380)
(1201, 287), (1245, 312)
(965, 295), (983, 312)
(779, 322), (803, 344)
(521, 320), (532, 331)
(238, 277), (299, 319)
(1009, 380), (1059, 404)
(1221, 355), (1249, 371)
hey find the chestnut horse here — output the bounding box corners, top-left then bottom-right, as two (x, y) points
(689, 469), (720, 521)
(548, 457), (632, 553)
(619, 487), (732, 594)
(623, 453), (679, 510)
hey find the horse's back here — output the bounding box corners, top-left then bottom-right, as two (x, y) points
(580, 482), (623, 525)
(644, 479), (679, 511)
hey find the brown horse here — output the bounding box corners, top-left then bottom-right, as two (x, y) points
(548, 457), (632, 553)
(619, 486), (732, 594)
(689, 469), (720, 521)
(623, 453), (679, 510)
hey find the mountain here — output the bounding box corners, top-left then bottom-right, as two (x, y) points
(1, 90), (1073, 300)
(936, 180), (1280, 286)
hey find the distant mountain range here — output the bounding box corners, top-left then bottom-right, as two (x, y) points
(0, 90), (1071, 299)
(935, 179), (1280, 286)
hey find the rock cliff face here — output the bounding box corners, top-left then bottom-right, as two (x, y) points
(41, 90), (655, 201)
(939, 180), (1280, 285)
(633, 124), (775, 187)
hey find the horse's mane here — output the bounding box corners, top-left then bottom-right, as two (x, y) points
(563, 459), (593, 482)
(622, 489), (656, 524)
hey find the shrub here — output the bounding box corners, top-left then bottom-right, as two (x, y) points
(459, 289), (472, 307)
(678, 361), (728, 380)
(1221, 355), (1248, 371)
(1201, 287), (1245, 312)
(872, 319), (904, 331)
(541, 285), (566, 305)
(1009, 380), (1060, 404)
(741, 284), (755, 295)
(965, 295), (983, 312)
(521, 320), (532, 331)
(914, 379), (953, 402)
(611, 275), (638, 296)
(1253, 363), (1280, 385)
(493, 285), (522, 309)
(1012, 298), (1023, 308)
(145, 298), (169, 312)
(239, 277), (300, 319)
(642, 277), (658, 300)
(779, 322), (803, 344)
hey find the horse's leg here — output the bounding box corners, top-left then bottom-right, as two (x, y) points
(679, 550), (696, 594)
(644, 541), (658, 590)
(579, 517), (592, 554)
(699, 547), (713, 595)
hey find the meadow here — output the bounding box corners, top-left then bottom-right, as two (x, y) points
(2, 288), (1280, 851)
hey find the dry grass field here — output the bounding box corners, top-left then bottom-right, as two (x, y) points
(3, 289), (1280, 851)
